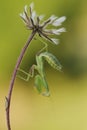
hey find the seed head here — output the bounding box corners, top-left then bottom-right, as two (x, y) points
(20, 2), (66, 45)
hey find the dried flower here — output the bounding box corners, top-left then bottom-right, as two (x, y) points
(20, 2), (66, 45)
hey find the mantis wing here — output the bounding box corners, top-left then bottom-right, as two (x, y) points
(34, 75), (50, 96)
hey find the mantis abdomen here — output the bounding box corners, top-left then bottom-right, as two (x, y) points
(39, 52), (62, 71)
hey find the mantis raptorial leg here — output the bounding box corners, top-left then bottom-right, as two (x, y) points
(35, 36), (48, 54)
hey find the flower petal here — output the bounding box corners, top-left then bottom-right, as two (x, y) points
(20, 12), (25, 19)
(42, 15), (57, 27)
(20, 12), (27, 22)
(39, 15), (45, 21)
(52, 27), (66, 35)
(24, 5), (28, 13)
(49, 15), (57, 22)
(29, 2), (34, 17)
(32, 10), (36, 20)
(30, 2), (34, 10)
(51, 38), (59, 45)
(40, 32), (59, 45)
(52, 16), (66, 26)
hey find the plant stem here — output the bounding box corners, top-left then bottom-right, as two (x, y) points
(6, 30), (36, 130)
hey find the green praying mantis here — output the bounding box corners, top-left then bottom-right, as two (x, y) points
(17, 37), (62, 96)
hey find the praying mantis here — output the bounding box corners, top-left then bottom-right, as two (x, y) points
(17, 37), (62, 96)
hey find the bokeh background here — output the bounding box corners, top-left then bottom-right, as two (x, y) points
(0, 0), (87, 130)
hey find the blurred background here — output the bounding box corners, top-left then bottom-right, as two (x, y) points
(0, 0), (87, 130)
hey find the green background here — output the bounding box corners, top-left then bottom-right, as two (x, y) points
(0, 0), (87, 130)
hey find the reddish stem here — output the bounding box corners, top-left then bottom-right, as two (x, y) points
(6, 30), (36, 130)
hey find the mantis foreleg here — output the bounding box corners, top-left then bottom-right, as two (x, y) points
(35, 36), (48, 55)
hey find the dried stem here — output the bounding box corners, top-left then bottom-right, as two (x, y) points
(6, 30), (36, 130)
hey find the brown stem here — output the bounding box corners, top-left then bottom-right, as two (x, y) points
(6, 30), (36, 130)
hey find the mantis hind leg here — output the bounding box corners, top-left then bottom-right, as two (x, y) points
(17, 65), (37, 81)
